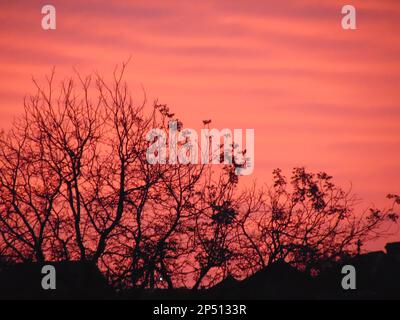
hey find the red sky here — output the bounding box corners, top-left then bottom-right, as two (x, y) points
(0, 0), (399, 249)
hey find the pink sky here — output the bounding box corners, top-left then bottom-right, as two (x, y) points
(0, 0), (399, 249)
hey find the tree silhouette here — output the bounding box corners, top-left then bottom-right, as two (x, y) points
(231, 168), (399, 278)
(0, 65), (398, 290)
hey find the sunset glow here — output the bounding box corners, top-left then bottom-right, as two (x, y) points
(0, 0), (399, 250)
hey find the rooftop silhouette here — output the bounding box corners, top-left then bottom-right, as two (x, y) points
(1, 242), (398, 299)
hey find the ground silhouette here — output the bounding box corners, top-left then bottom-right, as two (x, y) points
(0, 241), (399, 299)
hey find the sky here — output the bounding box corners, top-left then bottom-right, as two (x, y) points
(0, 0), (399, 249)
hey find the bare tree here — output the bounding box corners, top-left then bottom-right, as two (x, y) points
(0, 65), (397, 290)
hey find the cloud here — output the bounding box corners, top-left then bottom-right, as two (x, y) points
(0, 0), (399, 218)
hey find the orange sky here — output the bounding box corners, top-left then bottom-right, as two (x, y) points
(0, 0), (399, 249)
